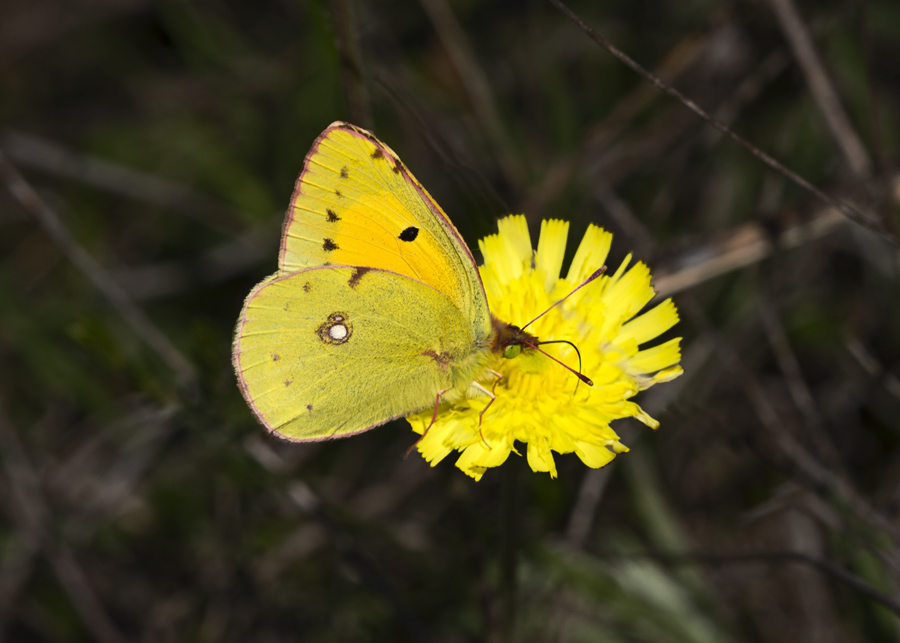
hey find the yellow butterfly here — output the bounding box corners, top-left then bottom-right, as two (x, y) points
(232, 122), (535, 441)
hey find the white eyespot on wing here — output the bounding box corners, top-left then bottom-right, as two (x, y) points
(329, 324), (348, 341)
(316, 312), (352, 345)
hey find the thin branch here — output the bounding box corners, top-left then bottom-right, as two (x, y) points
(768, 0), (872, 177)
(546, 0), (894, 245)
(703, 49), (790, 146)
(0, 149), (197, 389)
(523, 26), (710, 216)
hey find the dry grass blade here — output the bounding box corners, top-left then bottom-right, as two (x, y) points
(654, 172), (900, 296)
(113, 223), (278, 300)
(759, 301), (839, 465)
(654, 207), (844, 297)
(768, 0), (872, 177)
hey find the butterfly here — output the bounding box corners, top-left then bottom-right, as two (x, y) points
(232, 122), (536, 442)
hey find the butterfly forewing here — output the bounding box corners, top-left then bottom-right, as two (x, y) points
(279, 122), (491, 343)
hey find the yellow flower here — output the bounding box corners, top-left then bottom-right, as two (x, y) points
(407, 216), (683, 480)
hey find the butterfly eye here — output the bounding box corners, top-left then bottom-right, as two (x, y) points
(503, 344), (522, 359)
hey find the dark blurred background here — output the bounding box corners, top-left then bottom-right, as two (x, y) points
(1, 0), (899, 641)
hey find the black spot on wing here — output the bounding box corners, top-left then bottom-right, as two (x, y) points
(340, 166), (349, 179)
(271, 353), (281, 361)
(335, 189), (343, 198)
(323, 239), (339, 252)
(326, 209), (340, 222)
(421, 350), (452, 371)
(399, 226), (419, 242)
(348, 267), (371, 289)
(371, 148), (384, 160)
(306, 404), (313, 411)
(303, 282), (311, 293)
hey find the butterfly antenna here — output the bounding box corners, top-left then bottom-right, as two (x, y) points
(538, 339), (586, 393)
(521, 266), (606, 331)
(519, 339), (593, 386)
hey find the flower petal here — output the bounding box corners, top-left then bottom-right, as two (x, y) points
(627, 338), (683, 374)
(617, 299), (680, 346)
(536, 219), (569, 292)
(526, 439), (558, 478)
(574, 442), (616, 468)
(567, 224), (612, 283)
(408, 216), (682, 480)
(479, 215), (532, 283)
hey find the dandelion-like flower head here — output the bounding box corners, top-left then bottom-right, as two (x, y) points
(407, 216), (683, 480)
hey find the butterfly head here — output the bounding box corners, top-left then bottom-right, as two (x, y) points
(490, 318), (538, 360)
(490, 316), (592, 385)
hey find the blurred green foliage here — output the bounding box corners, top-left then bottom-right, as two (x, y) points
(1, 0), (899, 641)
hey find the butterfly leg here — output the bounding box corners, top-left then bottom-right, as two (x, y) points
(473, 369), (503, 449)
(489, 369), (503, 396)
(474, 384), (494, 427)
(404, 387), (450, 459)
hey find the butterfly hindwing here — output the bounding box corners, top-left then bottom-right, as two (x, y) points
(233, 266), (489, 441)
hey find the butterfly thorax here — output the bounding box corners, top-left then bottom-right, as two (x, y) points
(490, 316), (538, 360)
